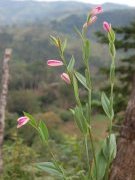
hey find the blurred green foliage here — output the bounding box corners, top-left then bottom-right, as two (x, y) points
(0, 2), (134, 178)
(7, 90), (40, 115)
(2, 138), (38, 180)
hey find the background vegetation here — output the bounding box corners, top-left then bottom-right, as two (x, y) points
(0, 0), (135, 179)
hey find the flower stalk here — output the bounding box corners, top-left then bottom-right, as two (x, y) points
(17, 6), (117, 180)
(103, 22), (116, 180)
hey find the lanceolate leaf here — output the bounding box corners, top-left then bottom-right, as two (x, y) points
(74, 26), (84, 41)
(102, 134), (117, 162)
(67, 56), (75, 72)
(92, 149), (107, 180)
(92, 134), (116, 180)
(109, 42), (116, 57)
(38, 121), (49, 142)
(83, 39), (90, 63)
(50, 35), (59, 47)
(108, 29), (115, 42)
(36, 162), (63, 178)
(97, 151), (107, 180)
(24, 112), (37, 128)
(72, 75), (80, 105)
(109, 134), (117, 160)
(61, 39), (67, 53)
(85, 39), (90, 60)
(101, 92), (112, 119)
(73, 106), (88, 134)
(75, 71), (89, 90)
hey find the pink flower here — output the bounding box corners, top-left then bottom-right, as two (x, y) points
(17, 116), (29, 128)
(47, 60), (63, 67)
(83, 16), (97, 28)
(61, 73), (71, 84)
(103, 21), (111, 32)
(91, 6), (103, 16)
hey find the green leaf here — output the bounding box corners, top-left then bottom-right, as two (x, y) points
(74, 106), (84, 133)
(75, 71), (89, 90)
(74, 26), (84, 41)
(97, 151), (107, 180)
(85, 40), (90, 59)
(85, 103), (90, 123)
(102, 134), (116, 162)
(101, 92), (112, 119)
(87, 14), (91, 24)
(83, 39), (90, 63)
(108, 29), (115, 42)
(67, 56), (75, 72)
(23, 112), (37, 128)
(109, 42), (116, 57)
(70, 108), (75, 115)
(85, 68), (91, 88)
(36, 162), (63, 177)
(102, 137), (110, 161)
(92, 150), (107, 180)
(110, 63), (115, 82)
(109, 134), (117, 160)
(61, 39), (67, 53)
(72, 75), (80, 105)
(38, 121), (49, 142)
(50, 35), (59, 47)
(92, 134), (116, 180)
(73, 106), (88, 134)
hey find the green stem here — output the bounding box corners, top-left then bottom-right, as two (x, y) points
(110, 59), (115, 112)
(84, 135), (91, 177)
(105, 126), (112, 180)
(88, 89), (92, 123)
(82, 28), (95, 180)
(47, 143), (67, 180)
(105, 89), (113, 180)
(60, 51), (68, 67)
(105, 51), (115, 180)
(88, 127), (97, 180)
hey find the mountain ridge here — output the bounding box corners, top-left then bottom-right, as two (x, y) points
(0, 0), (134, 25)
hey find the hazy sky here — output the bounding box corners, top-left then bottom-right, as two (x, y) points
(34, 0), (135, 7)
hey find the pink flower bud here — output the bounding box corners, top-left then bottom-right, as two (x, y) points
(103, 21), (111, 32)
(83, 16), (97, 28)
(88, 16), (97, 25)
(91, 6), (103, 16)
(61, 73), (71, 84)
(17, 116), (29, 128)
(47, 60), (63, 67)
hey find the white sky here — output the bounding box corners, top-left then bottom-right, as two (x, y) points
(34, 0), (135, 7)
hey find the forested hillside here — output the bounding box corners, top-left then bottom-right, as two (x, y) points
(0, 1), (135, 179)
(0, 0), (134, 119)
(0, 0), (132, 25)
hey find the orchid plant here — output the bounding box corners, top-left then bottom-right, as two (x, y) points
(17, 6), (117, 180)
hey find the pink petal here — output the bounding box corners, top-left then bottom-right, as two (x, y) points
(17, 116), (28, 122)
(83, 16), (97, 28)
(91, 6), (103, 16)
(47, 60), (63, 67)
(88, 16), (97, 25)
(103, 21), (111, 32)
(61, 73), (71, 84)
(17, 116), (29, 128)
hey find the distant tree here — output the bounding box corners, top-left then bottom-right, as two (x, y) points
(7, 90), (40, 115)
(0, 49), (12, 174)
(96, 21), (135, 116)
(96, 21), (135, 180)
